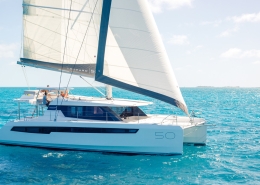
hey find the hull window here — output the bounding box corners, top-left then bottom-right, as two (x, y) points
(11, 127), (139, 134)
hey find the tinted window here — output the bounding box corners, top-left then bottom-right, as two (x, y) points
(78, 107), (83, 116)
(11, 127), (26, 132)
(11, 127), (138, 134)
(94, 107), (103, 114)
(26, 127), (40, 133)
(57, 106), (121, 121)
(71, 107), (76, 116)
(47, 106), (146, 121)
(71, 127), (85, 133)
(110, 107), (147, 118)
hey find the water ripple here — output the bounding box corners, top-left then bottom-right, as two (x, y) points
(0, 87), (260, 184)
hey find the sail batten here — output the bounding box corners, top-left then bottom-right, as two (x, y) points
(23, 3), (95, 14)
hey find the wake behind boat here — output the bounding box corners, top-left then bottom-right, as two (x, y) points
(0, 0), (207, 155)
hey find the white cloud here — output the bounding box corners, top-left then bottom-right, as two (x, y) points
(241, 50), (260, 58)
(186, 50), (192, 55)
(195, 45), (203, 50)
(182, 23), (194, 27)
(220, 48), (242, 58)
(220, 48), (260, 58)
(219, 26), (239, 37)
(168, 35), (190, 45)
(253, 61), (260, 64)
(0, 43), (19, 59)
(148, 0), (193, 13)
(175, 67), (183, 71)
(200, 20), (222, 27)
(186, 45), (202, 55)
(228, 12), (260, 23)
(175, 65), (192, 71)
(9, 62), (17, 65)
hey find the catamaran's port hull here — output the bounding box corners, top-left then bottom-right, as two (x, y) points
(0, 121), (184, 155)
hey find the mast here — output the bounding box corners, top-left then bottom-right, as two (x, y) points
(106, 85), (112, 99)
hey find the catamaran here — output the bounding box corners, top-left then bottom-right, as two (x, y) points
(0, 0), (207, 155)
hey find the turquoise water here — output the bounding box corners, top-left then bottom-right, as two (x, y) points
(0, 87), (259, 184)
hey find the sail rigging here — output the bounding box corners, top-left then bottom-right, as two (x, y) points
(19, 0), (188, 114)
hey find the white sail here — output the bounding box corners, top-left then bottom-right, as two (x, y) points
(21, 0), (188, 113)
(22, 0), (103, 77)
(95, 0), (188, 113)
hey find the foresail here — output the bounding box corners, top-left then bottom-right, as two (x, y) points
(95, 0), (188, 114)
(21, 0), (103, 77)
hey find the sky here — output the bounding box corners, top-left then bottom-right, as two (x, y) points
(0, 0), (259, 87)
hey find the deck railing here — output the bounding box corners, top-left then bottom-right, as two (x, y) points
(160, 115), (178, 125)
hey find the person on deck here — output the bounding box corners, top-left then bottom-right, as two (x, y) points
(60, 91), (65, 97)
(43, 92), (50, 106)
(64, 90), (69, 98)
(60, 90), (68, 98)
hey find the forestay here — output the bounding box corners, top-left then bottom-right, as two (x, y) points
(21, 0), (103, 77)
(95, 0), (188, 114)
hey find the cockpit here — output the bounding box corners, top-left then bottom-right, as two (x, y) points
(14, 87), (152, 122)
(15, 87), (73, 105)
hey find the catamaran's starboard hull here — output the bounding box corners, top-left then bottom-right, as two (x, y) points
(183, 123), (207, 145)
(0, 121), (183, 155)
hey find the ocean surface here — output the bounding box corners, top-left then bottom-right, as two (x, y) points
(0, 87), (259, 184)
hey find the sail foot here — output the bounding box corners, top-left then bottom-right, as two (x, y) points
(19, 58), (96, 78)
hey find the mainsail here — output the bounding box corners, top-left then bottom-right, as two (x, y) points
(95, 0), (188, 113)
(21, 0), (103, 77)
(19, 0), (188, 114)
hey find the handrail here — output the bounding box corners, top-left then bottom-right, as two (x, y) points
(31, 106), (37, 118)
(5, 110), (18, 123)
(161, 115), (177, 125)
(189, 110), (196, 124)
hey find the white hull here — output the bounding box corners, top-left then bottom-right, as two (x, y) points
(13, 0), (207, 155)
(183, 123), (207, 145)
(0, 121), (184, 155)
(1, 95), (207, 155)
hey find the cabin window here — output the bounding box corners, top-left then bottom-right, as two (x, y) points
(26, 127), (40, 133)
(48, 106), (121, 121)
(47, 106), (146, 120)
(70, 107), (76, 116)
(94, 107), (103, 114)
(11, 127), (26, 132)
(78, 107), (83, 117)
(110, 107), (146, 118)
